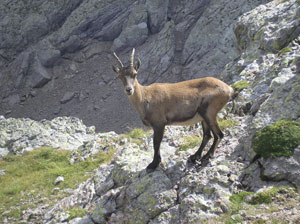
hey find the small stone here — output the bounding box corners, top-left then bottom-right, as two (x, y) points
(69, 217), (94, 224)
(54, 176), (64, 185)
(0, 170), (6, 176)
(30, 90), (37, 97)
(60, 91), (75, 104)
(52, 187), (60, 194)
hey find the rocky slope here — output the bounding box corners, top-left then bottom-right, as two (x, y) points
(0, 0), (270, 133)
(1, 0), (300, 223)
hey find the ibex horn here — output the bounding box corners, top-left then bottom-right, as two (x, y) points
(130, 48), (135, 67)
(113, 52), (124, 68)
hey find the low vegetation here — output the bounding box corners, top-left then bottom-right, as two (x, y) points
(218, 117), (238, 131)
(252, 119), (300, 158)
(279, 47), (291, 55)
(232, 80), (250, 92)
(121, 128), (151, 145)
(213, 187), (298, 224)
(0, 147), (116, 221)
(179, 135), (202, 151)
(67, 207), (88, 220)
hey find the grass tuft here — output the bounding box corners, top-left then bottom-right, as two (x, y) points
(218, 117), (238, 131)
(68, 207), (88, 220)
(232, 80), (249, 92)
(121, 128), (151, 145)
(179, 135), (202, 151)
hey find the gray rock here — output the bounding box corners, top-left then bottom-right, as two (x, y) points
(36, 40), (61, 67)
(6, 94), (20, 107)
(124, 4), (148, 28)
(69, 217), (94, 224)
(0, 116), (115, 157)
(138, 21), (175, 83)
(146, 0), (169, 34)
(60, 91), (75, 104)
(0, 0), (83, 61)
(96, 179), (114, 196)
(111, 22), (148, 51)
(234, 0), (300, 52)
(27, 56), (52, 88)
(54, 176), (64, 185)
(0, 169), (5, 176)
(261, 147), (300, 187)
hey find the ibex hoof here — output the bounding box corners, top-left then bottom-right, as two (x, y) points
(146, 162), (159, 173)
(188, 155), (200, 164)
(199, 156), (211, 166)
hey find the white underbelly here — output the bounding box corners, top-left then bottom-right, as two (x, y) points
(170, 114), (203, 126)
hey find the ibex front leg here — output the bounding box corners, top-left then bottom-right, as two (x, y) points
(147, 125), (165, 172)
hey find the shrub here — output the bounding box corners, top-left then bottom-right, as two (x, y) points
(252, 119), (300, 158)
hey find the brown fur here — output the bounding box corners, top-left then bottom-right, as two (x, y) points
(112, 49), (234, 171)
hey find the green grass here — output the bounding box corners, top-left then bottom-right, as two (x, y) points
(218, 117), (238, 131)
(230, 191), (254, 213)
(121, 128), (151, 145)
(279, 47), (291, 55)
(0, 147), (116, 220)
(179, 135), (202, 151)
(68, 207), (88, 220)
(252, 119), (300, 158)
(127, 128), (147, 139)
(249, 187), (288, 205)
(210, 187), (298, 223)
(232, 80), (249, 92)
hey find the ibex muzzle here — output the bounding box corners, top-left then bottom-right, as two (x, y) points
(112, 49), (235, 172)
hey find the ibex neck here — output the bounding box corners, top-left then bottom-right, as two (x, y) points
(128, 80), (145, 115)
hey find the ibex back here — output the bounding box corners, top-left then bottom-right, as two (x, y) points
(112, 49), (235, 171)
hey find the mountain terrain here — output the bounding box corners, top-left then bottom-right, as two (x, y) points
(1, 0), (300, 223)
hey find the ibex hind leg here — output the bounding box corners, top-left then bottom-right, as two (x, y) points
(200, 117), (224, 163)
(189, 120), (212, 164)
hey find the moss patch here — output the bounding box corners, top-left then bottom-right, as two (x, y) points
(179, 135), (202, 151)
(252, 119), (300, 158)
(279, 47), (291, 55)
(0, 147), (116, 221)
(232, 80), (249, 92)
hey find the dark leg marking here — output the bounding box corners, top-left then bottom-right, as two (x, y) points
(189, 120), (211, 163)
(146, 125), (165, 171)
(201, 118), (223, 162)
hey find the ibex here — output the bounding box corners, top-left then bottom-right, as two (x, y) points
(112, 49), (235, 171)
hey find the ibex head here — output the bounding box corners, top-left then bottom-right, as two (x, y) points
(112, 48), (141, 96)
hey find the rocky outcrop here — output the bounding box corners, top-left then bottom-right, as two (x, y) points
(220, 0), (300, 190)
(0, 116), (116, 158)
(0, 115), (249, 223)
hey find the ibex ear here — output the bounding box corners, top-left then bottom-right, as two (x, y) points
(112, 65), (120, 74)
(134, 58), (141, 71)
